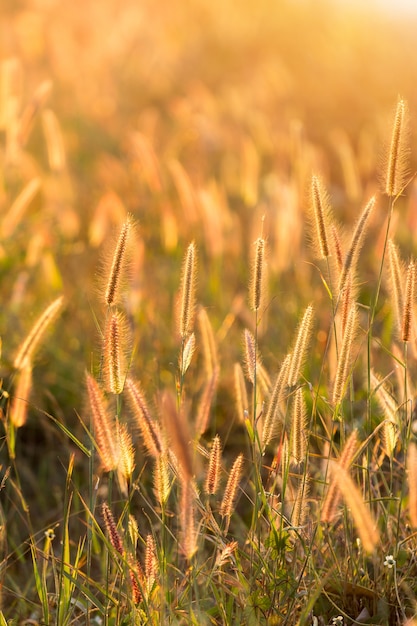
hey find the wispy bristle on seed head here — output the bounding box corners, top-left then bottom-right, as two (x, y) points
(10, 364), (32, 428)
(234, 362), (249, 423)
(385, 98), (409, 198)
(197, 306), (218, 378)
(205, 434), (222, 496)
(105, 216), (132, 307)
(179, 242), (197, 339)
(311, 175), (330, 259)
(102, 502), (124, 556)
(103, 311), (126, 394)
(195, 368), (219, 438)
(338, 197), (375, 295)
(401, 260), (415, 343)
(14, 296), (64, 370)
(251, 237), (266, 311)
(86, 373), (119, 472)
(332, 305), (358, 407)
(153, 454), (170, 506)
(220, 453), (243, 521)
(180, 480), (197, 560)
(388, 240), (405, 337)
(287, 305), (314, 388)
(125, 378), (163, 458)
(160, 391), (193, 479)
(290, 388), (308, 465)
(262, 352), (292, 449)
(407, 442), (417, 528)
(321, 429), (358, 524)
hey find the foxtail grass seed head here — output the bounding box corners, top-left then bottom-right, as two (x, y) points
(234, 362), (249, 423)
(103, 311), (126, 394)
(205, 434), (222, 496)
(332, 305), (358, 407)
(117, 422), (136, 485)
(14, 296), (64, 370)
(10, 364), (32, 428)
(179, 242), (197, 339)
(311, 175), (330, 259)
(287, 305), (314, 388)
(338, 197), (375, 295)
(251, 237), (265, 311)
(86, 373), (119, 472)
(292, 474), (310, 530)
(105, 216), (131, 307)
(290, 388), (307, 465)
(262, 352), (292, 449)
(407, 442), (417, 528)
(102, 502), (124, 556)
(321, 429), (358, 524)
(125, 378), (163, 458)
(145, 534), (158, 592)
(154, 454), (170, 506)
(180, 332), (196, 376)
(220, 453), (243, 520)
(401, 260), (415, 343)
(243, 328), (259, 384)
(388, 239), (405, 336)
(195, 368), (219, 437)
(385, 98), (409, 198)
(160, 391), (193, 479)
(197, 306), (218, 378)
(180, 480), (197, 560)
(329, 463), (380, 553)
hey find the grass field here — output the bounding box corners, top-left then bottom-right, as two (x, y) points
(1, 0), (417, 624)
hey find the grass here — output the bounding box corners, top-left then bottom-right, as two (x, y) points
(2, 1), (417, 624)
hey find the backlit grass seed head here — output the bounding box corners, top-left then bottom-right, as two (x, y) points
(86, 373), (119, 472)
(160, 391), (193, 479)
(196, 368), (219, 437)
(234, 362), (249, 423)
(388, 240), (405, 336)
(10, 364), (32, 428)
(205, 434), (222, 496)
(103, 311), (126, 394)
(197, 306), (218, 378)
(290, 388), (308, 465)
(102, 502), (124, 556)
(262, 352), (292, 449)
(243, 328), (259, 384)
(179, 242), (197, 339)
(180, 480), (197, 560)
(292, 474), (310, 529)
(154, 454), (170, 506)
(117, 422), (135, 484)
(220, 453), (243, 519)
(14, 295), (64, 370)
(338, 197), (375, 295)
(287, 305), (314, 388)
(105, 216), (132, 307)
(125, 378), (162, 458)
(407, 442), (417, 528)
(251, 237), (266, 311)
(332, 304), (358, 407)
(311, 175), (330, 259)
(401, 260), (415, 343)
(321, 429), (358, 524)
(180, 332), (196, 376)
(329, 463), (380, 553)
(145, 534), (158, 592)
(385, 98), (409, 198)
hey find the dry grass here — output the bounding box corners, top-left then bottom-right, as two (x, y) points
(1, 1), (417, 624)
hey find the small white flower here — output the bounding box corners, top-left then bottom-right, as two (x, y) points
(384, 554), (395, 569)
(331, 617), (344, 626)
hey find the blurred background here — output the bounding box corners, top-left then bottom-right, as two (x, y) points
(1, 0), (417, 532)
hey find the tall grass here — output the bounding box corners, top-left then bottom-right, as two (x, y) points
(1, 4), (417, 624)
